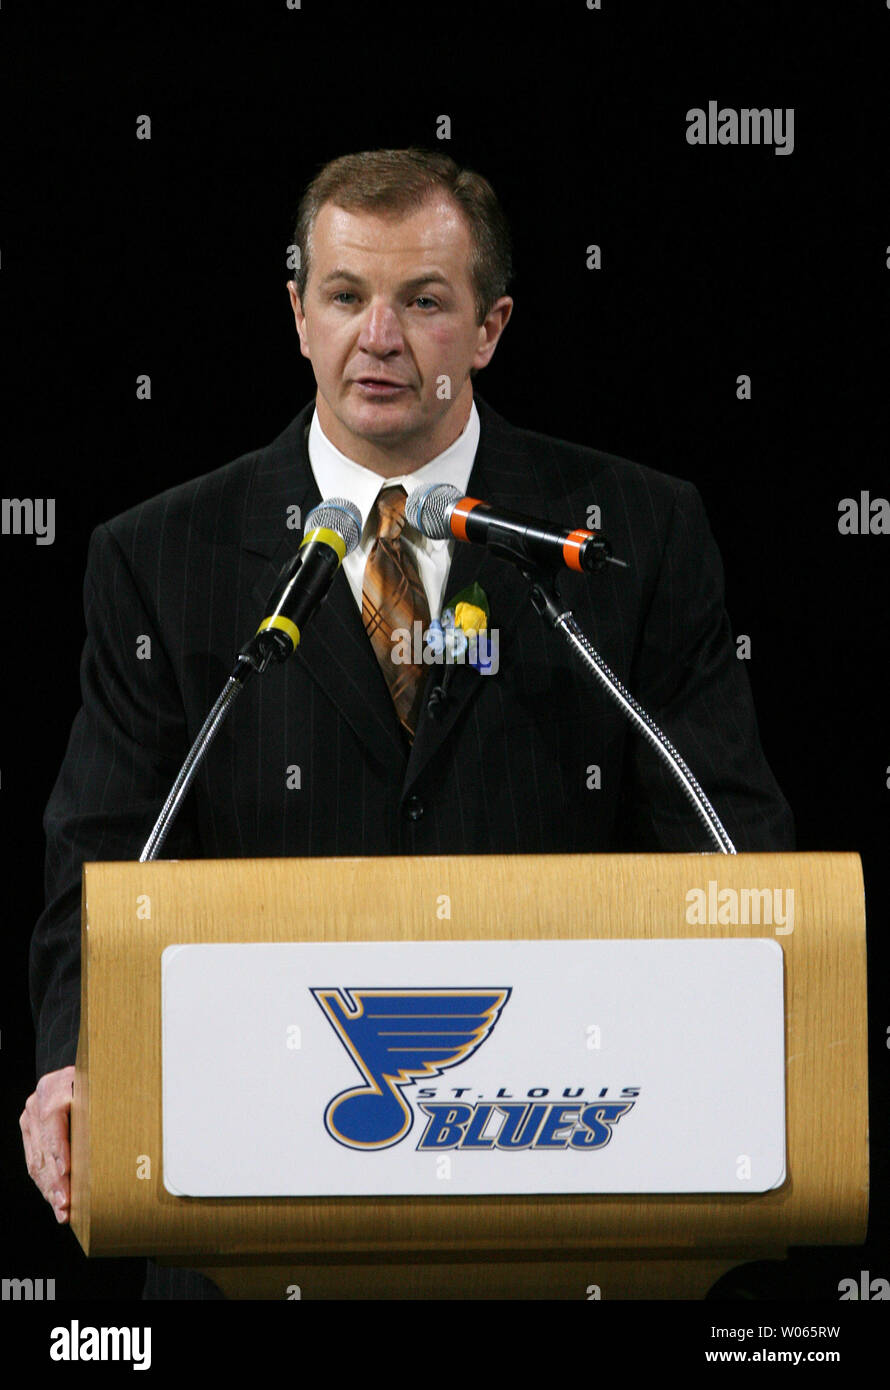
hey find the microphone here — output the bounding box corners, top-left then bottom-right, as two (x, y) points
(237, 497), (362, 672)
(406, 484), (624, 575)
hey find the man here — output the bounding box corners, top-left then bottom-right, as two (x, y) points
(21, 147), (794, 1298)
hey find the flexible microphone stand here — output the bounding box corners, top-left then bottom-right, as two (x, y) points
(487, 532), (737, 856)
(139, 655), (257, 863)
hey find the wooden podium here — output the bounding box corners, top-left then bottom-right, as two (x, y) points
(70, 852), (867, 1299)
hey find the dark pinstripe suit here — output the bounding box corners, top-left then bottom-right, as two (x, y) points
(30, 391), (794, 1293)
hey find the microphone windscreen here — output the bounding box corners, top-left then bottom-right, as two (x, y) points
(405, 483), (461, 539)
(304, 497), (362, 554)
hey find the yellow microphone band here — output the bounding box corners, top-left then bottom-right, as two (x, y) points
(300, 526), (347, 562)
(256, 614), (301, 649)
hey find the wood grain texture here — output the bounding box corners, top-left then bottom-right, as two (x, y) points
(70, 852), (868, 1269)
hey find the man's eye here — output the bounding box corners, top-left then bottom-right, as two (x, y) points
(330, 292), (439, 308)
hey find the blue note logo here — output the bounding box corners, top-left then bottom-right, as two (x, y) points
(312, 988), (511, 1151)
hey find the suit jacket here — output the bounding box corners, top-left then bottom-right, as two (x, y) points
(30, 391), (794, 1077)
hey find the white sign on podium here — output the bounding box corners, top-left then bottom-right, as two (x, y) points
(161, 938), (785, 1197)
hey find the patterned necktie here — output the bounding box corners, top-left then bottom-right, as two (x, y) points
(362, 484), (431, 743)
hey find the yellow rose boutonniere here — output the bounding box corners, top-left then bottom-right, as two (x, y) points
(453, 601), (487, 634)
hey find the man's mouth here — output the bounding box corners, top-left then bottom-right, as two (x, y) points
(354, 378), (410, 395)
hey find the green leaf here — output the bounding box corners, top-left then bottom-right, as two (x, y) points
(443, 580), (490, 621)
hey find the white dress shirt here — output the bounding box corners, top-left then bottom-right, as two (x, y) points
(306, 399), (480, 620)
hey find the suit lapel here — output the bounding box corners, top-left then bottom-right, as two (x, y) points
(404, 395), (563, 792)
(242, 401), (407, 773)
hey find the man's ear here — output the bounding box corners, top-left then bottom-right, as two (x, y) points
(287, 281), (311, 359)
(472, 296), (513, 373)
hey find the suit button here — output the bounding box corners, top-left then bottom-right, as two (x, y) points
(403, 795), (425, 821)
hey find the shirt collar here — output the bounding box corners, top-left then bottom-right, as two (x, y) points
(307, 398), (480, 542)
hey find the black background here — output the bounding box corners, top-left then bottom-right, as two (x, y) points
(1, 0), (887, 1344)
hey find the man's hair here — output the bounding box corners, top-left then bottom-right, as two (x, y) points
(291, 147), (513, 327)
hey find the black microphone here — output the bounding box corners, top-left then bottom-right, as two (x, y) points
(406, 484), (624, 575)
(237, 497), (361, 672)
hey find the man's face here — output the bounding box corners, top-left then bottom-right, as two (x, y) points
(287, 196), (512, 468)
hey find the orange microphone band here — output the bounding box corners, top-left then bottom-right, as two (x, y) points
(562, 529), (595, 573)
(449, 497), (486, 542)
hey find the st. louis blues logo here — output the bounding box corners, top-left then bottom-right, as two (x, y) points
(312, 988), (511, 1151)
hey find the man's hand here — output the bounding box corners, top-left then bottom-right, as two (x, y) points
(20, 1066), (75, 1223)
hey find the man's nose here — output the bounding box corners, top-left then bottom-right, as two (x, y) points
(357, 299), (405, 353)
